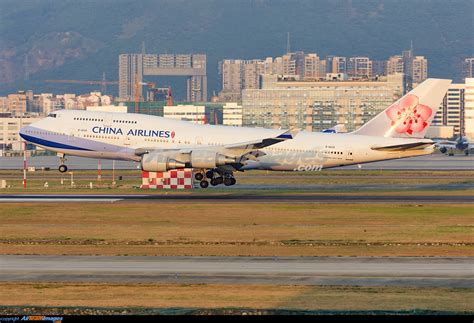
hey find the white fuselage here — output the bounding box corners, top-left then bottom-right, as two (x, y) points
(20, 110), (434, 171)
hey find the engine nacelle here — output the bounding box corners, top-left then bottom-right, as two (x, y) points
(141, 152), (186, 172)
(190, 150), (235, 169)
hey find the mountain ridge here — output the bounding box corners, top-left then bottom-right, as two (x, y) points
(0, 0), (472, 98)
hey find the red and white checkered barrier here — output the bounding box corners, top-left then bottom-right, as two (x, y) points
(141, 169), (194, 189)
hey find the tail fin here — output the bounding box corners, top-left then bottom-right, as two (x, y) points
(352, 78), (452, 138)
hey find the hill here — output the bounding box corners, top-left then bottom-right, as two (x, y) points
(0, 0), (472, 98)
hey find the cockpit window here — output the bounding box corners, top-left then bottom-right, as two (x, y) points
(47, 113), (57, 118)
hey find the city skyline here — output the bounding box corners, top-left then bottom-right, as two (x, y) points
(3, 47), (467, 101)
(0, 45), (466, 101)
(0, 1), (472, 97)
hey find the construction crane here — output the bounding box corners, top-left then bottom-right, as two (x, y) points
(134, 76), (142, 113)
(45, 78), (118, 94)
(45, 80), (118, 85)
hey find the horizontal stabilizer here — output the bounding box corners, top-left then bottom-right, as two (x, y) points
(371, 142), (433, 151)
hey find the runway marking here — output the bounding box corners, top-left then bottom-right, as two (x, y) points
(0, 194), (472, 204)
(0, 198), (123, 203)
(1, 256), (472, 287)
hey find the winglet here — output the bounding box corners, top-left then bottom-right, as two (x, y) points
(277, 127), (299, 140)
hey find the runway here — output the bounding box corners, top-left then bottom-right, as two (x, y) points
(0, 193), (472, 203)
(1, 255), (472, 288)
(1, 154), (473, 170)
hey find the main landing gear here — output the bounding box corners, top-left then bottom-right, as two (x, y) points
(58, 154), (68, 173)
(195, 169), (236, 188)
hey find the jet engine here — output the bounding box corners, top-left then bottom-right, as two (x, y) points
(190, 150), (235, 168)
(141, 151), (186, 172)
(141, 150), (236, 172)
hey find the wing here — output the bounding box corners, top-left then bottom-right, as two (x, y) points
(219, 128), (299, 164)
(223, 128), (298, 149)
(136, 128), (299, 171)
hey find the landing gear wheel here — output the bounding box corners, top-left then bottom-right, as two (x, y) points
(59, 165), (68, 173)
(195, 173), (204, 181)
(224, 177), (237, 186)
(210, 178), (221, 186)
(206, 170), (214, 179)
(199, 180), (209, 188)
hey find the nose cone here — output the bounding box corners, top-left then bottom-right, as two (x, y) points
(19, 125), (32, 141)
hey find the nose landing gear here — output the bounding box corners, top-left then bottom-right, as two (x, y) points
(58, 154), (68, 173)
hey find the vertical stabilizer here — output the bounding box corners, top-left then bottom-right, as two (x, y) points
(352, 78), (452, 138)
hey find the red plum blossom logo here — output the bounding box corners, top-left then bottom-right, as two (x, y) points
(386, 94), (432, 135)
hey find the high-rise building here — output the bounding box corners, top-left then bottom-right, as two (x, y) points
(462, 58), (474, 80)
(281, 53), (297, 75)
(304, 54), (321, 79)
(432, 83), (465, 137)
(242, 73), (403, 132)
(220, 59), (243, 93)
(220, 53), (323, 101)
(386, 49), (428, 90)
(319, 60), (327, 77)
(263, 57), (276, 74)
(119, 53), (207, 102)
(386, 55), (404, 75)
(372, 60), (387, 77)
(0, 115), (42, 151)
(219, 59), (265, 101)
(119, 54), (143, 101)
(0, 97), (7, 113)
(326, 56), (347, 74)
(412, 56), (428, 86)
(6, 92), (29, 115)
(163, 105), (208, 124)
(222, 102), (243, 126)
(432, 78), (474, 141)
(243, 60), (265, 89)
(266, 57), (281, 75)
(464, 78), (474, 141)
(347, 57), (372, 78)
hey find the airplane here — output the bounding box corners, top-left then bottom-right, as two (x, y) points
(20, 78), (451, 188)
(434, 136), (473, 156)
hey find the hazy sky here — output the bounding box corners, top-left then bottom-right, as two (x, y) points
(0, 0), (472, 96)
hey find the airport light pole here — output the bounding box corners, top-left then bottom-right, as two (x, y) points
(98, 159), (102, 184)
(68, 172), (74, 188)
(112, 160), (116, 186)
(23, 141), (27, 189)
